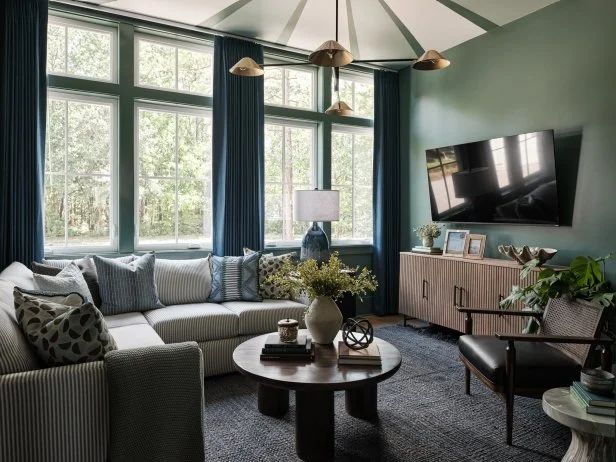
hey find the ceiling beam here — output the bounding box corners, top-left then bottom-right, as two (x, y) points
(345, 0), (360, 59)
(200, 0), (255, 29)
(276, 0), (308, 46)
(435, 0), (498, 31)
(377, 0), (424, 57)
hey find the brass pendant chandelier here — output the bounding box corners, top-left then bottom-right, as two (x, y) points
(230, 0), (450, 115)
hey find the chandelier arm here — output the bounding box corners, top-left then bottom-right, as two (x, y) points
(352, 58), (418, 63)
(260, 62), (313, 67)
(333, 66), (340, 93)
(336, 0), (339, 42)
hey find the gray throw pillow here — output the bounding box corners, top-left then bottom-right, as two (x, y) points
(94, 253), (163, 315)
(154, 257), (212, 305)
(14, 289), (116, 367)
(33, 263), (94, 304)
(208, 253), (261, 303)
(243, 248), (296, 300)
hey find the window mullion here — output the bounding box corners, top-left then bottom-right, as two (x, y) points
(64, 101), (69, 247)
(351, 134), (356, 239)
(174, 113), (180, 244)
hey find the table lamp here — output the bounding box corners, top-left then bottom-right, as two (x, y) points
(294, 189), (340, 263)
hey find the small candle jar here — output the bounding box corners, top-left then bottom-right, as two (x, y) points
(277, 318), (299, 343)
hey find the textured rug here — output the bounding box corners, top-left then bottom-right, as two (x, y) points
(203, 325), (569, 461)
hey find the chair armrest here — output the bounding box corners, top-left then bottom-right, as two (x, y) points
(457, 308), (542, 318)
(494, 333), (613, 345)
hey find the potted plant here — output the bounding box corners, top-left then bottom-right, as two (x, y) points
(500, 254), (616, 333)
(413, 222), (442, 248)
(265, 252), (377, 344)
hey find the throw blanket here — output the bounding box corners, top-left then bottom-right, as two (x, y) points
(106, 342), (205, 462)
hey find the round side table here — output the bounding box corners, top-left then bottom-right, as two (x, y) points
(542, 387), (615, 462)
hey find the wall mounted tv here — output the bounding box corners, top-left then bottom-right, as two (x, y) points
(425, 130), (559, 225)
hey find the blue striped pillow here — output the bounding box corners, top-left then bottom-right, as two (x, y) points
(208, 253), (261, 302)
(93, 253), (163, 315)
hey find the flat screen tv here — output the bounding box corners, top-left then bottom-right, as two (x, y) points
(425, 130), (559, 225)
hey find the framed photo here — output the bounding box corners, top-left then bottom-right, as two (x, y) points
(443, 230), (470, 257)
(463, 234), (486, 260)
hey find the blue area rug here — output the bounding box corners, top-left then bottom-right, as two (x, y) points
(203, 325), (568, 461)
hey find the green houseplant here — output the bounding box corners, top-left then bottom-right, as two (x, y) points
(265, 253), (377, 344)
(500, 254), (616, 333)
(413, 222), (442, 248)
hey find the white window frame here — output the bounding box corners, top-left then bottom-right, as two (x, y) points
(333, 70), (374, 119)
(134, 101), (213, 251)
(134, 33), (214, 96)
(44, 90), (119, 254)
(331, 124), (374, 246)
(263, 57), (318, 111)
(264, 117), (318, 247)
(47, 15), (118, 83)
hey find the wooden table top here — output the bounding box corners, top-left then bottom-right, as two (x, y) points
(232, 330), (402, 391)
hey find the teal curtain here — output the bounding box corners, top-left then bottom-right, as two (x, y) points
(212, 36), (264, 256)
(373, 70), (400, 314)
(0, 0), (47, 269)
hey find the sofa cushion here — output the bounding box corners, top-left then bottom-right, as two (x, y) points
(222, 299), (307, 336)
(208, 253), (261, 302)
(108, 324), (164, 350)
(94, 253), (163, 315)
(154, 257), (212, 305)
(144, 303), (238, 343)
(458, 335), (582, 389)
(33, 263), (94, 304)
(104, 312), (149, 329)
(243, 248), (296, 300)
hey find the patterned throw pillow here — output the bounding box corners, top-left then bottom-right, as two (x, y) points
(154, 257), (212, 305)
(93, 253), (163, 315)
(33, 263), (94, 304)
(243, 248), (296, 300)
(14, 289), (117, 367)
(208, 253), (261, 302)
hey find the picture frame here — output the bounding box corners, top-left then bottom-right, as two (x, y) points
(442, 230), (470, 257)
(463, 234), (486, 260)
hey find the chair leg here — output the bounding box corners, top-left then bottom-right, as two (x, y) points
(505, 389), (514, 446)
(464, 366), (470, 395)
(505, 340), (516, 446)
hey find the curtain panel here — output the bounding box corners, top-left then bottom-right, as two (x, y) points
(212, 36), (265, 256)
(373, 70), (401, 314)
(0, 0), (48, 269)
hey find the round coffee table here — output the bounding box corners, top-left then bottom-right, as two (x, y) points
(542, 388), (615, 462)
(233, 330), (402, 461)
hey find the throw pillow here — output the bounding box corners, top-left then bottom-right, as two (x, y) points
(208, 253), (261, 302)
(243, 248), (296, 300)
(33, 263), (94, 304)
(16, 287), (85, 307)
(94, 253), (163, 315)
(154, 257), (212, 305)
(14, 289), (117, 367)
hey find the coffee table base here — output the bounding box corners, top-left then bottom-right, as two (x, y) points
(345, 384), (378, 420)
(296, 390), (335, 461)
(257, 384), (289, 417)
(562, 429), (615, 462)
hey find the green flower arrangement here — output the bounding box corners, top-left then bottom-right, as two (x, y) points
(413, 222), (442, 239)
(264, 252), (378, 301)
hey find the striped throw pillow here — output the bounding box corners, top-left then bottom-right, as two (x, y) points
(154, 257), (212, 305)
(208, 253), (261, 302)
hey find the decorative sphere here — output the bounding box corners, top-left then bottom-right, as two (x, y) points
(342, 317), (374, 350)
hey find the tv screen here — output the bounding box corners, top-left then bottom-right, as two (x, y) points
(425, 130), (559, 225)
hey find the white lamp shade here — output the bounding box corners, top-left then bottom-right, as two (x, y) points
(294, 190), (340, 222)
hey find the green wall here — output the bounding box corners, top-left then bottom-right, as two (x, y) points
(401, 0), (616, 283)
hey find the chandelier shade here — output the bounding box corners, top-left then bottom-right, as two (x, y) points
(412, 50), (450, 71)
(308, 40), (353, 67)
(229, 57), (264, 76)
(325, 100), (353, 117)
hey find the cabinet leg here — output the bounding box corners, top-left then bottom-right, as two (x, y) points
(464, 366), (470, 395)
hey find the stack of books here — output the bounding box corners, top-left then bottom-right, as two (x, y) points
(338, 341), (381, 366)
(411, 246), (443, 255)
(570, 381), (615, 416)
(260, 334), (314, 361)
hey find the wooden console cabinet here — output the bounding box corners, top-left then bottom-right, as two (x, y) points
(399, 252), (541, 335)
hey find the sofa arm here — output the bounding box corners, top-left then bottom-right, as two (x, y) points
(0, 361), (108, 462)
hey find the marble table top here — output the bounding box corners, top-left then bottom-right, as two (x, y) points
(542, 387), (615, 437)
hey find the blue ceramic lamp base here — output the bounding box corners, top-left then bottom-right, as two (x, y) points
(300, 222), (330, 264)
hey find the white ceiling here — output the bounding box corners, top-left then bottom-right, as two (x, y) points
(76, 0), (561, 64)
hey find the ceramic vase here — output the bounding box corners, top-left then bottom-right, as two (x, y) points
(305, 296), (343, 344)
(422, 236), (434, 248)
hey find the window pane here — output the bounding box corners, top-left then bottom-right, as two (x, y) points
(264, 122), (315, 242)
(178, 48), (212, 95)
(264, 68), (283, 106)
(178, 180), (208, 242)
(47, 24), (66, 74)
(138, 178), (176, 245)
(331, 130), (373, 241)
(67, 27), (112, 80)
(138, 40), (176, 89)
(332, 73), (374, 119)
(264, 66), (314, 109)
(138, 109), (176, 177)
(44, 94), (115, 249)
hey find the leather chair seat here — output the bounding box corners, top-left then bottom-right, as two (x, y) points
(459, 335), (581, 390)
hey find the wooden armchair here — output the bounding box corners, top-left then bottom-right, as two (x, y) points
(457, 298), (613, 445)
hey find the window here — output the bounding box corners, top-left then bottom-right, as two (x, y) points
(136, 35), (213, 95)
(331, 128), (374, 242)
(332, 72), (374, 119)
(264, 120), (317, 243)
(47, 17), (116, 82)
(45, 92), (117, 250)
(264, 63), (316, 110)
(136, 104), (212, 248)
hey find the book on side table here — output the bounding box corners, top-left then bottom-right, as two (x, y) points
(338, 341), (382, 366)
(570, 381), (615, 417)
(260, 334), (314, 361)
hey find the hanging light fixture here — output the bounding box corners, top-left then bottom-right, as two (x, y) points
(326, 67), (353, 116)
(308, 3), (352, 67)
(229, 57), (264, 76)
(412, 50), (450, 71)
